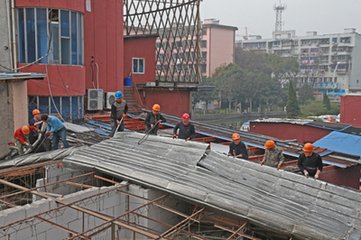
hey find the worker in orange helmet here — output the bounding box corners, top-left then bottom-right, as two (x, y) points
(228, 133), (248, 159)
(260, 140), (284, 170)
(172, 113), (196, 140)
(13, 125), (38, 155)
(29, 109), (42, 126)
(144, 104), (166, 135)
(298, 143), (323, 179)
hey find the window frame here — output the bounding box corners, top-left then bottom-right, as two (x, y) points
(17, 7), (84, 65)
(132, 58), (145, 74)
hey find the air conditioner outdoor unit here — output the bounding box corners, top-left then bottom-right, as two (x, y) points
(105, 92), (116, 109)
(87, 89), (104, 110)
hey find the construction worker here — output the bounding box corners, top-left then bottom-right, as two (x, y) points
(173, 113), (196, 140)
(145, 104), (166, 135)
(29, 109), (51, 152)
(40, 114), (69, 150)
(110, 91), (128, 135)
(298, 143), (323, 179)
(228, 133), (248, 159)
(261, 140), (284, 170)
(14, 125), (37, 155)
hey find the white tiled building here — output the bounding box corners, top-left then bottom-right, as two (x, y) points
(238, 29), (361, 96)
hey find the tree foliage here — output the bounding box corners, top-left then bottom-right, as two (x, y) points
(193, 48), (300, 113)
(322, 93), (331, 110)
(298, 83), (315, 104)
(286, 80), (300, 117)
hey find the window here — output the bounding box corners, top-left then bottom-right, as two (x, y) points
(17, 8), (83, 65)
(132, 58), (145, 74)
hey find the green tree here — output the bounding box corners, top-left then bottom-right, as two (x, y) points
(323, 93), (331, 110)
(298, 83), (315, 104)
(286, 80), (300, 117)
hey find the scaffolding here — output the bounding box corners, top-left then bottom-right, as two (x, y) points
(0, 162), (261, 240)
(124, 0), (202, 84)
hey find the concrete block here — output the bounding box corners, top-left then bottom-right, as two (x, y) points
(5, 206), (26, 223)
(45, 227), (68, 239)
(16, 227), (34, 239)
(24, 204), (42, 219)
(67, 219), (82, 232)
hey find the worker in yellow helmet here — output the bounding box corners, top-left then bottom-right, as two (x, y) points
(228, 133), (248, 159)
(144, 104), (166, 135)
(261, 140), (284, 170)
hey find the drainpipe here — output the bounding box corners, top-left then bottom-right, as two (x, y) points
(10, 0), (17, 72)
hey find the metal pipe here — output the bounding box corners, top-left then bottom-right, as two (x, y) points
(10, 0), (17, 71)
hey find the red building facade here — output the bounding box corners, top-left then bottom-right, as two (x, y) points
(16, 0), (124, 119)
(340, 94), (361, 127)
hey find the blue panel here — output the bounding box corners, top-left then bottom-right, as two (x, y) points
(77, 13), (83, 64)
(61, 97), (71, 120)
(61, 38), (70, 64)
(60, 10), (70, 37)
(71, 12), (77, 64)
(72, 96), (79, 119)
(314, 131), (361, 158)
(49, 22), (59, 63)
(18, 9), (25, 63)
(50, 97), (61, 115)
(39, 96), (50, 114)
(36, 8), (48, 63)
(26, 8), (36, 62)
(79, 96), (84, 118)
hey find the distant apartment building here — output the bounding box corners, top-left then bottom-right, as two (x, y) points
(238, 29), (361, 97)
(156, 19), (237, 80)
(200, 19), (238, 77)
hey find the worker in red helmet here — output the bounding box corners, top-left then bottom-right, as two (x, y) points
(144, 104), (166, 135)
(260, 140), (284, 170)
(172, 113), (196, 140)
(228, 133), (248, 159)
(14, 125), (38, 155)
(298, 143), (323, 179)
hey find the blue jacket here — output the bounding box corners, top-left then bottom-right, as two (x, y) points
(47, 116), (65, 132)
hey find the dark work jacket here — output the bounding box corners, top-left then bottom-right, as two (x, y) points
(173, 122), (196, 140)
(298, 152), (323, 177)
(229, 141), (248, 160)
(111, 100), (128, 121)
(145, 112), (166, 135)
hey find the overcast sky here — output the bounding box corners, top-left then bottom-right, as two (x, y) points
(201, 0), (361, 39)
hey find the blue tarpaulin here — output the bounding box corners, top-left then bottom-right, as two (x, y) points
(314, 131), (361, 158)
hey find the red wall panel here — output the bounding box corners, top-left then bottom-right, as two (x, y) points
(84, 0), (124, 93)
(143, 89), (191, 117)
(250, 122), (331, 143)
(22, 64), (85, 96)
(124, 37), (157, 84)
(320, 165), (361, 190)
(15, 0), (85, 12)
(340, 95), (361, 127)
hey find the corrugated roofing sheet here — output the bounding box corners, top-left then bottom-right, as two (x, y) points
(314, 131), (361, 158)
(63, 132), (361, 240)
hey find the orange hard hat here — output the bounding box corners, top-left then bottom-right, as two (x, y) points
(264, 140), (275, 150)
(32, 109), (41, 115)
(303, 143), (314, 152)
(181, 113), (190, 119)
(21, 125), (30, 135)
(152, 104), (160, 112)
(232, 133), (241, 141)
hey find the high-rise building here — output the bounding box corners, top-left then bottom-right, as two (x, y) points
(238, 29), (361, 97)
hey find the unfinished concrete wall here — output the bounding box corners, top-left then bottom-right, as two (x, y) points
(0, 186), (124, 240)
(0, 81), (14, 157)
(0, 182), (187, 240)
(10, 81), (28, 130)
(36, 165), (91, 198)
(0, 0), (12, 71)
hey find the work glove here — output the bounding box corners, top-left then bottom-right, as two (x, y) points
(303, 170), (309, 178)
(314, 174), (320, 179)
(172, 134), (177, 139)
(260, 160), (265, 166)
(45, 132), (52, 138)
